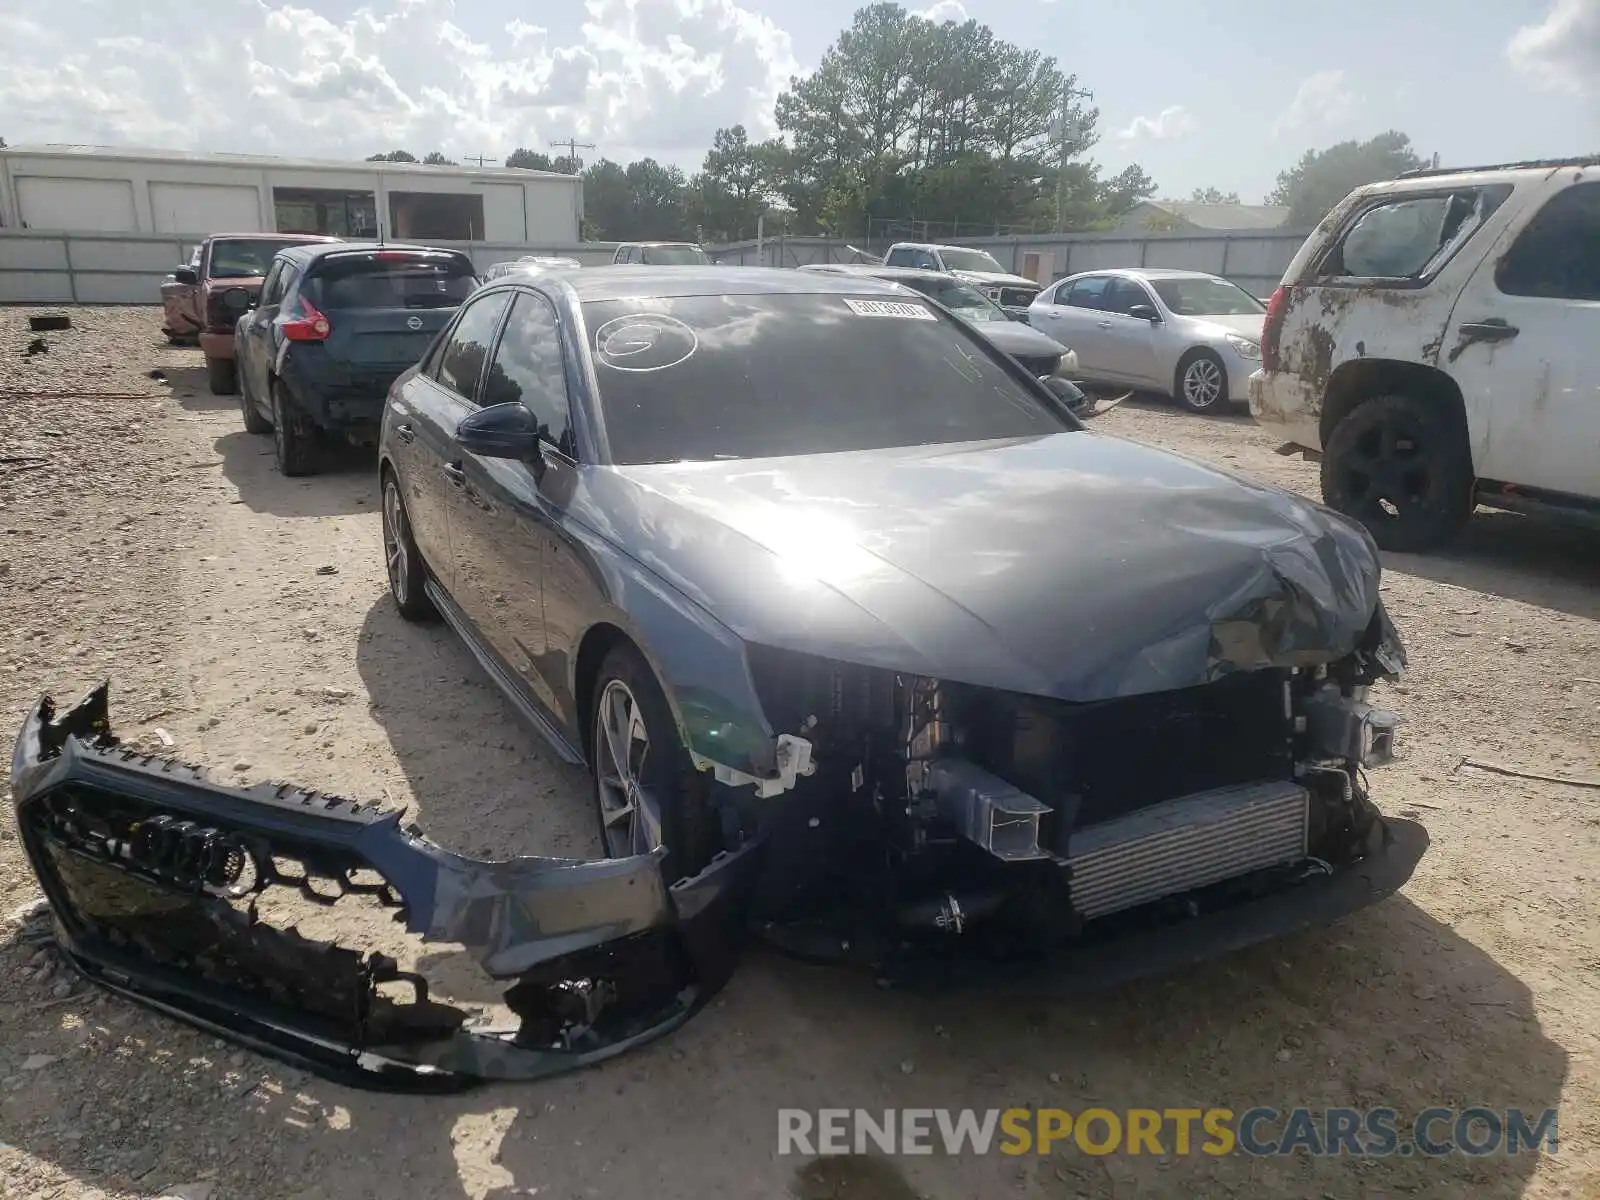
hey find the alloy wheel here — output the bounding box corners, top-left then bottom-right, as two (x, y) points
(1336, 419), (1432, 523)
(595, 679), (664, 858)
(1183, 358), (1223, 409)
(382, 481), (409, 606)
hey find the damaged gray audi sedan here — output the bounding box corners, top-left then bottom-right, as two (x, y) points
(11, 267), (1426, 1090)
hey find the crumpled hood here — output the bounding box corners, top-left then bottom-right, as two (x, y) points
(951, 269), (1040, 291)
(572, 433), (1389, 702)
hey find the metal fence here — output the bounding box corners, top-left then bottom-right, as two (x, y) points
(0, 227), (1312, 306)
(0, 231), (620, 305)
(708, 228), (1313, 299)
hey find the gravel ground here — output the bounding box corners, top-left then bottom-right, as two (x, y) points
(1, 306), (1598, 1200)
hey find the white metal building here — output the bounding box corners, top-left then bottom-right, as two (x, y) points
(0, 145), (584, 244)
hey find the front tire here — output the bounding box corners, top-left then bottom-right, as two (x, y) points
(270, 381), (319, 477)
(590, 643), (718, 884)
(238, 368), (271, 434)
(1320, 392), (1474, 553)
(381, 472), (435, 621)
(206, 355), (238, 396)
(1175, 350), (1228, 414)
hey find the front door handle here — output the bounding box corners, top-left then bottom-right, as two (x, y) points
(1458, 319), (1519, 341)
(395, 422), (416, 445)
(443, 462), (466, 487)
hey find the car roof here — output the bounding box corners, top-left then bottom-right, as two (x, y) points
(619, 241), (703, 248)
(1064, 268), (1227, 282)
(276, 241), (468, 263)
(505, 265), (905, 302)
(208, 232), (338, 243)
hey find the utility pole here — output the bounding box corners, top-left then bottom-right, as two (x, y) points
(1053, 80), (1093, 232)
(550, 137), (596, 172)
(462, 154), (496, 167)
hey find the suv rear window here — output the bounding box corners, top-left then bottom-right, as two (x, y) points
(307, 254), (476, 310)
(1321, 185), (1512, 281)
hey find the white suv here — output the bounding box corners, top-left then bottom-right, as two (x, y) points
(1249, 157), (1600, 551)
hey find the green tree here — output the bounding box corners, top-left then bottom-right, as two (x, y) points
(1186, 186), (1241, 204)
(366, 150), (417, 162)
(505, 147), (558, 171)
(625, 159), (690, 239)
(581, 159), (636, 239)
(684, 125), (787, 240)
(1269, 131), (1424, 226)
(421, 151), (457, 166)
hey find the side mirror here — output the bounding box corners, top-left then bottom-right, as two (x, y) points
(174, 268), (199, 285)
(1127, 304), (1161, 322)
(456, 402), (542, 460)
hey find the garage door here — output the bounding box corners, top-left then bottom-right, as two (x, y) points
(16, 177), (137, 232)
(149, 182), (262, 233)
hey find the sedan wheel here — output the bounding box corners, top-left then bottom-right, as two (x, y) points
(381, 474), (434, 621)
(595, 679), (665, 859)
(1177, 352), (1227, 413)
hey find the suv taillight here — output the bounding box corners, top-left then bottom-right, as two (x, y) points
(1261, 285), (1289, 372)
(281, 296), (331, 341)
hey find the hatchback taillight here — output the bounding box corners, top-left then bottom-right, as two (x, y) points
(281, 296), (331, 341)
(1261, 285), (1289, 372)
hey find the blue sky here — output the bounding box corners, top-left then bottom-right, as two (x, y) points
(1, 0), (1595, 204)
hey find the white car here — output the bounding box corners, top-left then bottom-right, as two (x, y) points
(882, 242), (1041, 316)
(1027, 269), (1265, 413)
(1250, 155), (1600, 551)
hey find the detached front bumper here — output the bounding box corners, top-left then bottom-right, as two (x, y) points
(10, 686), (762, 1091)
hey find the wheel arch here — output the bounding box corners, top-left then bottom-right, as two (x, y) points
(1319, 358), (1470, 457)
(574, 622), (635, 767)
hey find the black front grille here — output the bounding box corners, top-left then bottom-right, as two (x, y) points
(998, 287), (1040, 310)
(960, 670), (1295, 843)
(1013, 353), (1061, 377)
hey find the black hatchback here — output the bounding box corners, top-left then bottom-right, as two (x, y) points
(232, 242), (477, 475)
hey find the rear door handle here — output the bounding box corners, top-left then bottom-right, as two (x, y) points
(1458, 319), (1519, 341)
(443, 462), (466, 487)
(395, 422), (416, 445)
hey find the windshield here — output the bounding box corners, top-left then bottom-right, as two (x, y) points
(937, 247), (1007, 274)
(583, 292), (1071, 465)
(896, 276), (1006, 323)
(640, 245), (710, 265)
(209, 239), (312, 279)
(1149, 277), (1265, 316)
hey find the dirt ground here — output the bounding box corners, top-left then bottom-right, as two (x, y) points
(1, 306), (1598, 1200)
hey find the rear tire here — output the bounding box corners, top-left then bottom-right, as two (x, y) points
(206, 356), (238, 395)
(1320, 392), (1474, 553)
(270, 381), (320, 477)
(589, 643), (719, 884)
(1174, 350), (1228, 414)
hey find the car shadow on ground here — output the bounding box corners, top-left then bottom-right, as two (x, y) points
(318, 599), (1574, 1199)
(1385, 510), (1600, 622)
(212, 429), (379, 517)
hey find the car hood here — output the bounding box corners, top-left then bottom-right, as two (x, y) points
(1181, 313), (1265, 341)
(973, 320), (1069, 359)
(951, 269), (1040, 290)
(572, 433), (1389, 702)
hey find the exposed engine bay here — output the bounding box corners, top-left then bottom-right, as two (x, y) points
(9, 606), (1426, 1090)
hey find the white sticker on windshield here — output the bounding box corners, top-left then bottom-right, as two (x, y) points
(841, 297), (937, 320)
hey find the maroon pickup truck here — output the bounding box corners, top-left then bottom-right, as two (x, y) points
(160, 233), (339, 393)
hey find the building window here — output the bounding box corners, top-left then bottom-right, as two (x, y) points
(387, 192), (485, 240)
(273, 188), (378, 237)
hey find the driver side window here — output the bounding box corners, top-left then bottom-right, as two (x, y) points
(1101, 277), (1154, 316)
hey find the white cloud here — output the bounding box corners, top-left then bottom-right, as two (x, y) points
(914, 1), (969, 22)
(1508, 0), (1600, 95)
(1271, 69), (1356, 138)
(0, 0), (800, 168)
(1115, 105), (1195, 142)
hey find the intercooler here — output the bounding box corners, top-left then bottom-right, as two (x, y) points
(1065, 780), (1309, 920)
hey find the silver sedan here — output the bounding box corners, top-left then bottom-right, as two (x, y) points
(1026, 268), (1265, 414)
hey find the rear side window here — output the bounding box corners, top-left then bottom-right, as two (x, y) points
(1496, 181), (1600, 301)
(308, 255), (476, 310)
(1064, 276), (1112, 308)
(483, 293), (576, 457)
(1322, 186), (1512, 281)
(435, 292), (512, 399)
